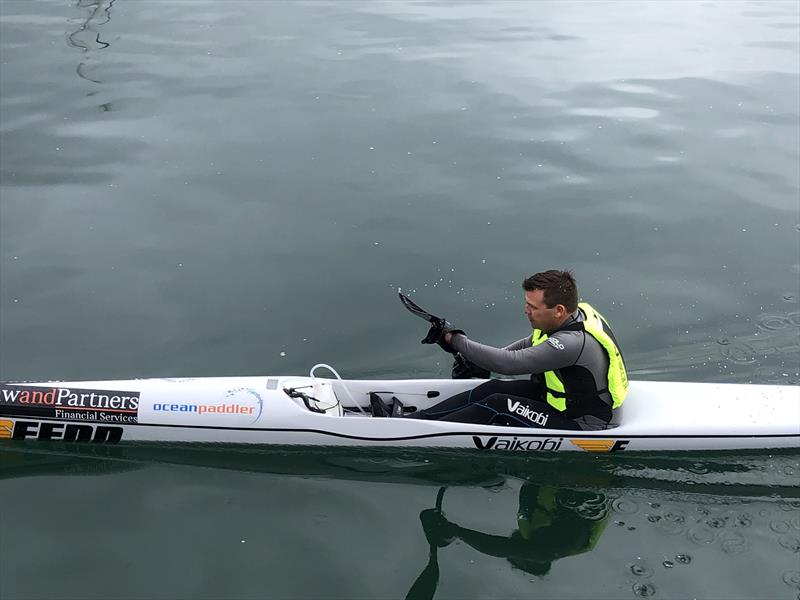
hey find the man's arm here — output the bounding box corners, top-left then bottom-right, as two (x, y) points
(447, 332), (582, 376)
(450, 526), (532, 559)
(503, 337), (531, 351)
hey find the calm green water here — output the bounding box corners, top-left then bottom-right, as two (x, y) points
(1, 1), (799, 599)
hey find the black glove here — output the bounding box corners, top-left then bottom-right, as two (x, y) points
(451, 354), (491, 379)
(421, 317), (463, 354)
(420, 509), (455, 548)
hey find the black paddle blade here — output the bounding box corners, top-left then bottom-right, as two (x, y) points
(405, 547), (439, 600)
(398, 292), (439, 323)
(435, 487), (446, 511)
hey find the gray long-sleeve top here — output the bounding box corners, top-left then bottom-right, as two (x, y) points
(449, 310), (612, 405)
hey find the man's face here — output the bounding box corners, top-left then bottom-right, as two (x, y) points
(523, 289), (566, 333)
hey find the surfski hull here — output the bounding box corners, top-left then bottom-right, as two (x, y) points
(1, 377), (798, 453)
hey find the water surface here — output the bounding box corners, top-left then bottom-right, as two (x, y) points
(1, 1), (799, 598)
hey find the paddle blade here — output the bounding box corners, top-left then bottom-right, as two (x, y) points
(405, 547), (439, 600)
(399, 292), (438, 323)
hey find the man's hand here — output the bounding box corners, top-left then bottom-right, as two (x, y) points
(420, 509), (455, 547)
(451, 354), (491, 379)
(421, 318), (463, 354)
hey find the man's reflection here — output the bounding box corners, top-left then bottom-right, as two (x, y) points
(407, 483), (609, 599)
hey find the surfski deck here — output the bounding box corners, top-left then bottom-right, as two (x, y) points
(0, 377), (798, 452)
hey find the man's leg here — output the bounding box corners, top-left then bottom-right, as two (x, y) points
(410, 379), (542, 420)
(443, 393), (582, 430)
(410, 378), (581, 429)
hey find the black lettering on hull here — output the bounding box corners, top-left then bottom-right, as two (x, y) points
(9, 420), (123, 444)
(472, 436), (563, 451)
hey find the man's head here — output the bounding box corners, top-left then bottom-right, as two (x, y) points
(522, 270), (578, 333)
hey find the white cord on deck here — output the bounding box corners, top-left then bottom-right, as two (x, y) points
(309, 363), (367, 415)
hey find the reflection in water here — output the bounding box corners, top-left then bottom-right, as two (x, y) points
(3, 443), (800, 498)
(1, 443), (798, 599)
(406, 484), (610, 600)
(67, 0), (115, 111)
(66, 0), (115, 54)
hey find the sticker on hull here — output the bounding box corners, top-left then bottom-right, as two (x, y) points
(570, 439), (630, 452)
(472, 436), (564, 451)
(0, 384), (140, 424)
(2, 419), (123, 443)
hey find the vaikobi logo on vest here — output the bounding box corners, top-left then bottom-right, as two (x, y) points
(507, 398), (549, 426)
(0, 384), (140, 424)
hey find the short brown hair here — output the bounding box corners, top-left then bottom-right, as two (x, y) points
(522, 270), (578, 312)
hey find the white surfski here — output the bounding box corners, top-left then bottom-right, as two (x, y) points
(1, 367), (798, 453)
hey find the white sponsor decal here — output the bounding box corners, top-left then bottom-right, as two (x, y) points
(0, 385), (140, 424)
(0, 386), (139, 410)
(546, 337), (565, 350)
(507, 398), (549, 426)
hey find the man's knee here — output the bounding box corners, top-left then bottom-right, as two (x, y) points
(475, 393), (513, 408)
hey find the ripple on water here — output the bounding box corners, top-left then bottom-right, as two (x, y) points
(605, 82), (665, 96)
(568, 106), (660, 120)
(560, 491), (609, 521)
(735, 513), (753, 528)
(686, 462), (710, 475)
(784, 570), (800, 590)
(754, 366), (800, 385)
(719, 341), (758, 364)
(758, 314), (794, 331)
(628, 560), (654, 578)
(660, 511), (687, 535)
(612, 498), (640, 515)
(720, 531), (748, 555)
(779, 501), (800, 512)
(771, 520), (791, 534)
(631, 583), (656, 598)
(778, 535), (800, 553)
(688, 525), (718, 545)
(654, 155), (683, 163)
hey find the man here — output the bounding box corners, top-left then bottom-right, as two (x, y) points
(409, 270), (627, 431)
(418, 483), (610, 578)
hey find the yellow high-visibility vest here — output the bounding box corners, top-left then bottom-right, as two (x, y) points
(530, 302), (628, 412)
